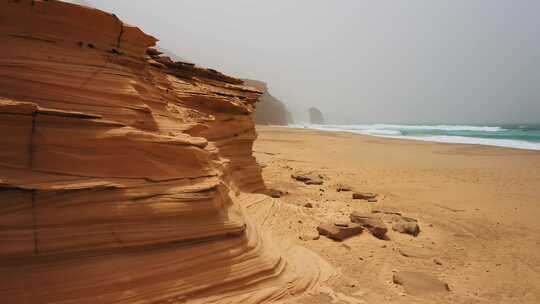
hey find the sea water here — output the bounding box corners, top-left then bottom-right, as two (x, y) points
(291, 124), (540, 151)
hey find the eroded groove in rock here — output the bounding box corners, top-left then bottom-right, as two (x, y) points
(0, 1), (332, 303)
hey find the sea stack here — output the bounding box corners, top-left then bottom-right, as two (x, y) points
(309, 106), (325, 124)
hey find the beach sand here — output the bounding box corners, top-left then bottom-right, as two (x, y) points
(252, 125), (540, 304)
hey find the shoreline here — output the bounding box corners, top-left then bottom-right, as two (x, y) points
(283, 124), (540, 151)
(254, 125), (540, 303)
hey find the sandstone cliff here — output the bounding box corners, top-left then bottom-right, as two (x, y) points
(0, 1), (331, 303)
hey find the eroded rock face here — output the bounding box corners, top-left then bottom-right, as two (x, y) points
(0, 1), (329, 303)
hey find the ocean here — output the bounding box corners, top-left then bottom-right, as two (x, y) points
(291, 124), (540, 151)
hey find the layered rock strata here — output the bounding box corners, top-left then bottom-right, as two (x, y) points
(0, 1), (331, 303)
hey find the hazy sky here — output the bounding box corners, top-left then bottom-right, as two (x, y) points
(83, 1), (539, 124)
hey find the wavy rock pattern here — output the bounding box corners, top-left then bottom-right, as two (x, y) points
(0, 1), (332, 303)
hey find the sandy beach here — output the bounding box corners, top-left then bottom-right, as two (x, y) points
(252, 125), (540, 303)
(2, 2), (539, 303)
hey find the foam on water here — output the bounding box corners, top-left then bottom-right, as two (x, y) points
(385, 135), (540, 151)
(290, 124), (540, 151)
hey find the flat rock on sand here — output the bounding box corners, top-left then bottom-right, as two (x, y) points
(291, 171), (324, 185)
(349, 212), (388, 239)
(352, 192), (377, 200)
(392, 216), (421, 236)
(317, 223), (363, 241)
(393, 271), (450, 296)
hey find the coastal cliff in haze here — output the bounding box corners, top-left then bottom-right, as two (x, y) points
(0, 1), (330, 303)
(309, 107), (325, 124)
(244, 79), (294, 125)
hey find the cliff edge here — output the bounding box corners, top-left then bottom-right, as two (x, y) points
(243, 79), (294, 125)
(0, 1), (332, 303)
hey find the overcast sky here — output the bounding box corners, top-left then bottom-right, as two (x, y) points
(82, 0), (539, 124)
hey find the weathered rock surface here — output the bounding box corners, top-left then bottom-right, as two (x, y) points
(349, 212), (388, 239)
(352, 192), (377, 200)
(268, 188), (286, 198)
(393, 271), (450, 296)
(0, 1), (330, 303)
(317, 223), (363, 241)
(292, 171), (324, 185)
(393, 216), (421, 236)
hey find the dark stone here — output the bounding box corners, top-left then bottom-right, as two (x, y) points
(308, 107), (325, 124)
(268, 189), (285, 198)
(291, 171), (324, 185)
(146, 47), (163, 56)
(352, 192), (377, 200)
(317, 222), (363, 241)
(350, 212), (388, 239)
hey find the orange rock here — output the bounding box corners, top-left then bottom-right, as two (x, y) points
(317, 222), (363, 241)
(0, 1), (329, 303)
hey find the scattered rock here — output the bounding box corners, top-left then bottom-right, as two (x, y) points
(350, 212), (388, 239)
(299, 233), (320, 241)
(392, 216), (421, 236)
(433, 258), (443, 265)
(317, 222), (363, 241)
(352, 192), (377, 200)
(268, 189), (286, 198)
(335, 184), (352, 192)
(291, 171), (324, 185)
(304, 203), (313, 208)
(393, 271), (450, 296)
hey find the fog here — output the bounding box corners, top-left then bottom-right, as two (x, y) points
(76, 1), (540, 124)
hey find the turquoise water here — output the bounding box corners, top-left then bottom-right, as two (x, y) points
(397, 124), (540, 142)
(293, 124), (540, 150)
